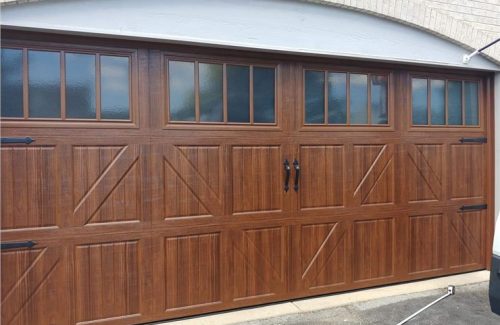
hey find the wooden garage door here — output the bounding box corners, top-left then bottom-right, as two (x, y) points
(0, 35), (494, 324)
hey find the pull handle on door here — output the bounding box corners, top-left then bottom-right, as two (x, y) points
(283, 159), (291, 192)
(293, 159), (300, 192)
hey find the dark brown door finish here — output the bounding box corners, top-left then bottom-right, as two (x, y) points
(0, 32), (494, 324)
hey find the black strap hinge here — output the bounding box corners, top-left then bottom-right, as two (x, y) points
(0, 241), (37, 250)
(459, 137), (487, 144)
(1, 137), (35, 144)
(459, 204), (487, 212)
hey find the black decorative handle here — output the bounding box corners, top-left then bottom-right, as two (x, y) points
(293, 159), (300, 192)
(459, 204), (487, 212)
(1, 137), (35, 144)
(459, 137), (487, 144)
(1, 241), (37, 250)
(284, 159), (291, 192)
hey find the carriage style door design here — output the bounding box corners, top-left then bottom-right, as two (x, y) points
(0, 35), (493, 325)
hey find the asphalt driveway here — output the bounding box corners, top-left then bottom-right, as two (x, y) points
(238, 282), (500, 325)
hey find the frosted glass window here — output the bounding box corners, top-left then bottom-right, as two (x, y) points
(101, 56), (130, 120)
(412, 78), (428, 125)
(253, 67), (275, 123)
(199, 63), (223, 122)
(28, 50), (61, 118)
(66, 53), (96, 119)
(305, 71), (324, 124)
(350, 74), (368, 124)
(371, 75), (388, 125)
(464, 81), (479, 126)
(430, 80), (445, 125)
(227, 65), (250, 123)
(1, 49), (23, 118)
(447, 81), (462, 125)
(328, 72), (347, 124)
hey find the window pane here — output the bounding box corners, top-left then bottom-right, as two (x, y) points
(227, 65), (250, 123)
(100, 56), (130, 120)
(447, 81), (462, 125)
(66, 53), (96, 119)
(253, 67), (275, 123)
(412, 78), (427, 125)
(28, 50), (60, 118)
(199, 63), (223, 122)
(328, 72), (346, 124)
(371, 75), (388, 125)
(304, 70), (324, 124)
(430, 79), (445, 125)
(464, 81), (479, 126)
(350, 74), (368, 124)
(1, 49), (23, 118)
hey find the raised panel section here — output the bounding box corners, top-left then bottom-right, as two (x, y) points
(299, 145), (344, 209)
(450, 144), (485, 200)
(74, 240), (141, 323)
(449, 211), (483, 268)
(232, 146), (281, 214)
(164, 233), (221, 310)
(73, 145), (142, 225)
(299, 222), (347, 289)
(163, 146), (222, 218)
(353, 144), (394, 205)
(406, 144), (443, 202)
(1, 146), (57, 230)
(1, 245), (68, 325)
(409, 214), (444, 273)
(233, 227), (286, 299)
(353, 218), (394, 281)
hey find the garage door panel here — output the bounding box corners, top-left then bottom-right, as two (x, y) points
(1, 145), (59, 231)
(231, 146), (283, 215)
(448, 210), (484, 269)
(299, 145), (345, 210)
(72, 144), (143, 226)
(296, 221), (348, 290)
(154, 144), (225, 223)
(449, 144), (485, 200)
(163, 145), (223, 219)
(74, 238), (146, 324)
(352, 144), (395, 206)
(353, 217), (395, 282)
(408, 214), (444, 274)
(232, 226), (287, 300)
(162, 232), (222, 311)
(1, 242), (69, 325)
(406, 144), (444, 203)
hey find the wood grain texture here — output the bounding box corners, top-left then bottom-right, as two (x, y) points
(353, 218), (394, 281)
(74, 240), (141, 323)
(1, 146), (57, 230)
(0, 32), (493, 325)
(409, 214), (444, 273)
(231, 146), (282, 214)
(299, 145), (344, 209)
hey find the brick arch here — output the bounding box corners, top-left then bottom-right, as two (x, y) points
(307, 0), (500, 64)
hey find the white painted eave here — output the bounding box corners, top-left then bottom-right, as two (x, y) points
(1, 0), (499, 71)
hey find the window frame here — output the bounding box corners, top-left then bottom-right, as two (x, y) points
(162, 53), (280, 129)
(0, 40), (139, 129)
(299, 63), (394, 132)
(408, 72), (483, 131)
